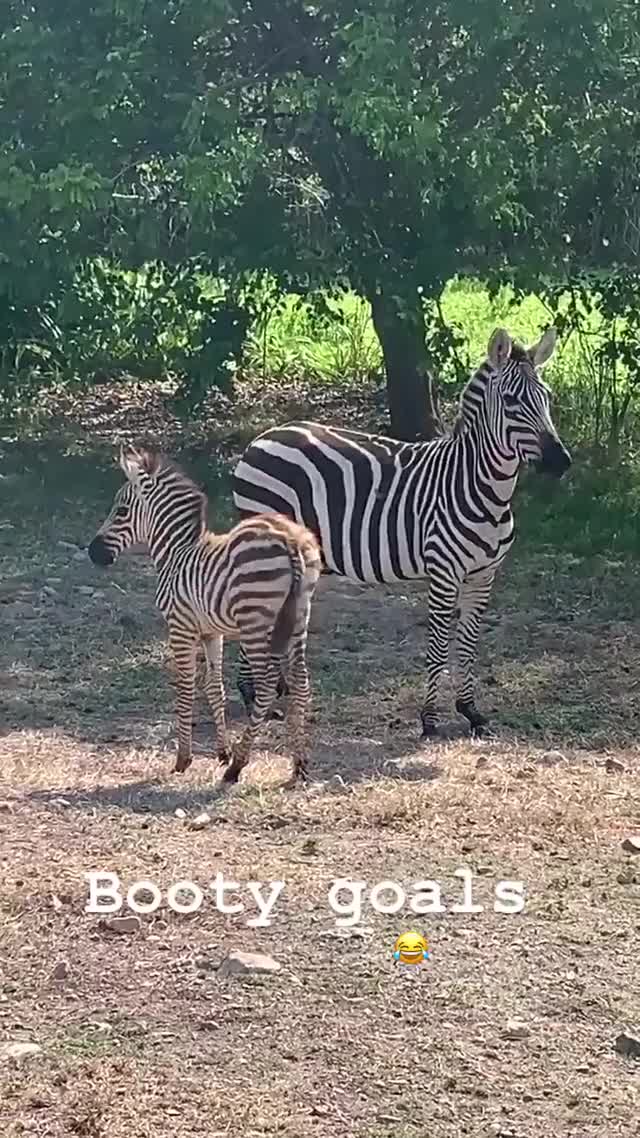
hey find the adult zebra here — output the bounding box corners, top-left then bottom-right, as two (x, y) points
(231, 327), (571, 739)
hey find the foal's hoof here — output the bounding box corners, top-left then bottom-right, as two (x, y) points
(420, 720), (439, 741)
(174, 754), (192, 774)
(470, 722), (496, 740)
(216, 748), (231, 766)
(221, 765), (240, 785)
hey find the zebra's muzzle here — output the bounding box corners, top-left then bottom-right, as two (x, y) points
(536, 435), (571, 478)
(88, 535), (115, 566)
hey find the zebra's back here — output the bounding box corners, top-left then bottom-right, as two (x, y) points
(232, 421), (444, 584)
(169, 512), (322, 639)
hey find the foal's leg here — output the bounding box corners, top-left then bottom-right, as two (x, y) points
(223, 641), (281, 784)
(201, 633), (230, 764)
(169, 624), (198, 773)
(454, 565), (496, 735)
(420, 575), (459, 739)
(283, 622), (312, 786)
(237, 644), (287, 719)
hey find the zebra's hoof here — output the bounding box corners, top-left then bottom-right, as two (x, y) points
(420, 722), (439, 741)
(470, 722), (496, 740)
(174, 754), (192, 774)
(221, 765), (240, 784)
(216, 748), (231, 765)
(267, 706), (284, 722)
(455, 700), (488, 731)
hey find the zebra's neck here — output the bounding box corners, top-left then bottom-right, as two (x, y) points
(455, 370), (521, 512)
(146, 502), (205, 611)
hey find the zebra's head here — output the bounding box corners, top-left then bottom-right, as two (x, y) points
(88, 445), (206, 567)
(458, 327), (571, 477)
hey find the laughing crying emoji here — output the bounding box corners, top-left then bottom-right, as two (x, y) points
(393, 931), (430, 970)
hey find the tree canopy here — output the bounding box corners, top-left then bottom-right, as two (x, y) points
(1, 0), (639, 433)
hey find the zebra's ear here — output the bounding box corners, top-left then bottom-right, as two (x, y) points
(530, 326), (557, 368)
(119, 445), (161, 481)
(488, 328), (512, 370)
(119, 445), (145, 482)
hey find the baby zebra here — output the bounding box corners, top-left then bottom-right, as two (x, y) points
(88, 446), (322, 785)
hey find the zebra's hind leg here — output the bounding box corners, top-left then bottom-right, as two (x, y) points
(237, 644), (287, 720)
(201, 633), (230, 765)
(454, 566), (496, 736)
(169, 625), (198, 773)
(237, 644), (255, 713)
(223, 647), (281, 784)
(420, 579), (459, 740)
(282, 623), (312, 787)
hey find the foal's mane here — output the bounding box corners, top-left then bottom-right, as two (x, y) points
(128, 445), (209, 531)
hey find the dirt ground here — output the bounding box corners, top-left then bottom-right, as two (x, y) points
(0, 385), (639, 1136)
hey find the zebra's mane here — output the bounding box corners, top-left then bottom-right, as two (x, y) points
(129, 445), (209, 531)
(451, 340), (529, 437)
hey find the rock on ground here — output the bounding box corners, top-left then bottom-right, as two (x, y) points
(0, 1042), (42, 1063)
(218, 950), (281, 977)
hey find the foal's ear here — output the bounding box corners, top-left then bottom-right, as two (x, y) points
(119, 445), (161, 481)
(119, 445), (145, 482)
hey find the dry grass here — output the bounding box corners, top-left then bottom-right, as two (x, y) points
(0, 390), (639, 1137)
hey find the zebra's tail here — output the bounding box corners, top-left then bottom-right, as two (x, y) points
(270, 540), (305, 656)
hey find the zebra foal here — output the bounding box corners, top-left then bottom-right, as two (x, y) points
(88, 446), (322, 785)
(232, 327), (571, 739)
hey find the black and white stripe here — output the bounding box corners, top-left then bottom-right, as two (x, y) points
(232, 327), (571, 737)
(88, 447), (322, 784)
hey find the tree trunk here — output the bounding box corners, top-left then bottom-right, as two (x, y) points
(369, 288), (442, 441)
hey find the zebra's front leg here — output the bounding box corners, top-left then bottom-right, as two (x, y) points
(454, 566), (496, 736)
(169, 625), (198, 773)
(202, 633), (230, 765)
(224, 648), (281, 784)
(420, 579), (459, 740)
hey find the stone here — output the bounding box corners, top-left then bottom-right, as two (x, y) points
(0, 801), (13, 814)
(606, 758), (626, 774)
(188, 812), (211, 831)
(614, 1032), (640, 1059)
(617, 868), (639, 886)
(621, 837), (640, 855)
(218, 950), (281, 977)
(3, 602), (37, 619)
(502, 1019), (530, 1041)
(76, 586), (94, 597)
(57, 540), (79, 552)
(51, 960), (69, 980)
(537, 750), (566, 767)
(174, 808), (187, 820)
(72, 549), (88, 563)
(106, 915), (141, 934)
(194, 955), (218, 972)
(0, 1042), (42, 1062)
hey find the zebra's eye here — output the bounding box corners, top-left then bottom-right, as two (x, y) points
(114, 507), (129, 520)
(503, 393), (520, 409)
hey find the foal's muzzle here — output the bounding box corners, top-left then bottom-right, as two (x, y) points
(88, 535), (115, 566)
(535, 433), (572, 478)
